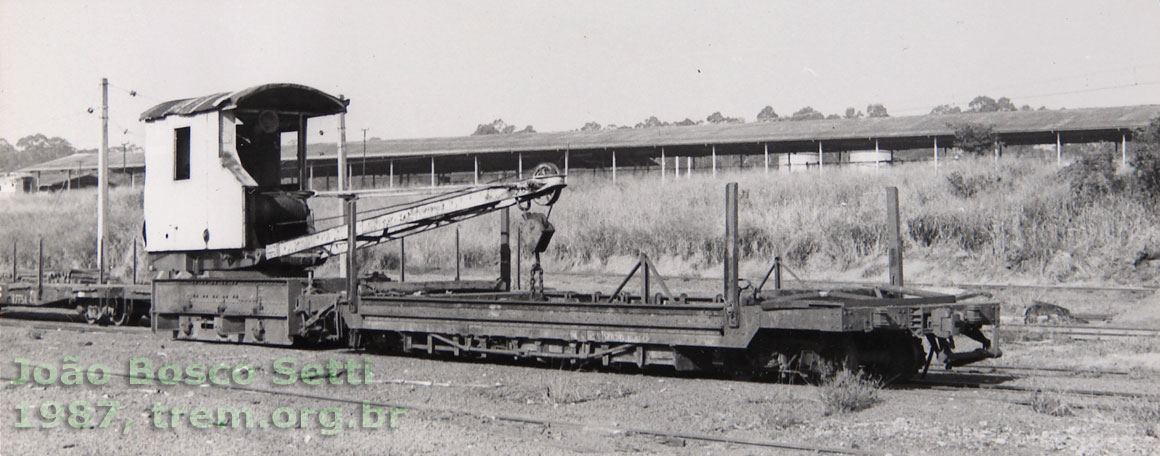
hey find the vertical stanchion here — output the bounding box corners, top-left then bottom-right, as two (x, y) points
(346, 197), (359, 313)
(516, 229), (522, 291)
(641, 253), (650, 303)
(773, 256), (782, 290)
(724, 183), (740, 328)
(132, 241), (138, 285)
(455, 227), (461, 281)
(500, 209), (511, 291)
(399, 238), (406, 283)
(10, 240), (16, 281)
(37, 238), (43, 301)
(886, 186), (903, 288)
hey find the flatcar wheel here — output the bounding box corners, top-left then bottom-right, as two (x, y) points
(82, 303), (103, 325)
(109, 299), (133, 326)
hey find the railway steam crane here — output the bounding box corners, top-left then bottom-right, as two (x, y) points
(141, 84), (1000, 381)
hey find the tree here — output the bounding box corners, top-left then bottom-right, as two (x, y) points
(996, 97), (1018, 112)
(1020, 105), (1033, 112)
(580, 121), (602, 132)
(756, 106), (780, 122)
(952, 122), (998, 155)
(673, 118), (699, 127)
(930, 104), (962, 115)
(826, 114), (841, 119)
(472, 119), (511, 135)
(471, 119), (533, 136)
(706, 111), (744, 124)
(866, 103), (889, 118)
(0, 134), (76, 172)
(968, 96), (999, 113)
(634, 116), (669, 129)
(790, 106), (825, 121)
(1129, 116), (1160, 195)
(844, 107), (864, 119)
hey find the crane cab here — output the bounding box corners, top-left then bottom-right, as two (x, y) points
(139, 84), (347, 274)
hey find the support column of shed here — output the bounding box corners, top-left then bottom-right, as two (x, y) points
(712, 145), (717, 177)
(430, 156), (436, 187)
(933, 137), (939, 169)
(473, 155), (479, 185)
(764, 143), (769, 174)
(819, 142), (824, 171)
(660, 147), (666, 182)
(1123, 133), (1129, 169)
(1056, 132), (1062, 167)
(611, 150), (617, 182)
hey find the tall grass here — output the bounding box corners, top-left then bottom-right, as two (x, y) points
(4, 156), (1158, 286)
(0, 187), (143, 282)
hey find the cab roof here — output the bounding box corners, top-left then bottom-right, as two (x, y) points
(140, 83), (348, 122)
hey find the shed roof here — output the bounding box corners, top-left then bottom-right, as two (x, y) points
(19, 151), (145, 173)
(139, 83), (348, 122)
(293, 104), (1160, 162)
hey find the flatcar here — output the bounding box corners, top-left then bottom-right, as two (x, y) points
(139, 84), (1000, 381)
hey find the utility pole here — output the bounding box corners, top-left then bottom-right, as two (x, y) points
(337, 95), (347, 191)
(97, 78), (109, 284)
(362, 128), (369, 188)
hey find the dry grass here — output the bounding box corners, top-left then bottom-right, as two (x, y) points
(1029, 388), (1074, 417)
(0, 187), (143, 282)
(818, 368), (882, 415)
(5, 156), (1160, 287)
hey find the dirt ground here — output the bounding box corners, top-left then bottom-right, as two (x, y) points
(2, 283), (1159, 455)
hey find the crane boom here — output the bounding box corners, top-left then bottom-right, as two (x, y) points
(263, 174), (565, 261)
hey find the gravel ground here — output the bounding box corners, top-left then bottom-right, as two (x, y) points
(2, 310), (1158, 456)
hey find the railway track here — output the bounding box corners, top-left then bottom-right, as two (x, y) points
(962, 364), (1136, 377)
(1002, 323), (1160, 339)
(0, 315), (149, 335)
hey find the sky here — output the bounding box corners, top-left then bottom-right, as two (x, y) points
(2, 0), (1159, 150)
